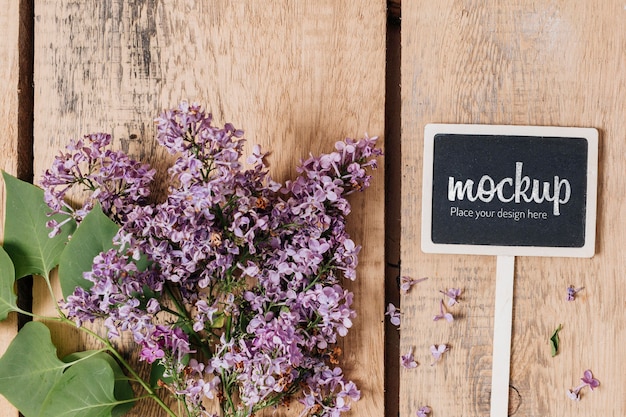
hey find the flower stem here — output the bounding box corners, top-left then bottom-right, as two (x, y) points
(163, 283), (212, 358)
(59, 316), (179, 417)
(220, 369), (236, 415)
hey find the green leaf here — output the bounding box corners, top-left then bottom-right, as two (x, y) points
(211, 312), (226, 328)
(0, 246), (18, 319)
(40, 357), (119, 417)
(2, 171), (76, 279)
(0, 321), (67, 416)
(0, 322), (136, 417)
(58, 204), (119, 299)
(64, 351), (135, 417)
(550, 324), (563, 357)
(149, 360), (173, 388)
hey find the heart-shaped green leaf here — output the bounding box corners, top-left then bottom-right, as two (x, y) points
(0, 246), (18, 320)
(2, 171), (76, 279)
(58, 204), (119, 299)
(0, 321), (67, 416)
(0, 322), (137, 417)
(40, 356), (119, 417)
(64, 351), (135, 417)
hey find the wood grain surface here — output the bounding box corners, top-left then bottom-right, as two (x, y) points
(0, 0), (25, 415)
(31, 1), (385, 416)
(401, 2), (626, 417)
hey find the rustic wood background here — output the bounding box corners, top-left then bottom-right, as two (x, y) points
(2, 1), (386, 417)
(0, 0), (32, 415)
(401, 1), (626, 417)
(3, 1), (626, 417)
(0, 0), (19, 414)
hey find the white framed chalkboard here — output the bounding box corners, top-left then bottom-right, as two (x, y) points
(421, 124), (598, 258)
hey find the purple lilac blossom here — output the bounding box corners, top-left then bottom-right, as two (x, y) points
(440, 287), (462, 306)
(416, 405), (432, 417)
(433, 299), (454, 323)
(566, 285), (584, 301)
(50, 102), (381, 417)
(40, 133), (155, 236)
(400, 276), (428, 293)
(401, 348), (418, 369)
(386, 303), (401, 327)
(568, 369), (600, 401)
(430, 344), (449, 366)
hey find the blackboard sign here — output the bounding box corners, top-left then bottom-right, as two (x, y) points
(421, 124), (598, 257)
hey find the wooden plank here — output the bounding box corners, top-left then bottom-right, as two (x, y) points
(0, 0), (24, 415)
(401, 1), (626, 416)
(33, 1), (386, 416)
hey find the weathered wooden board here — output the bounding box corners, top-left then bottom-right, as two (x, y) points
(0, 0), (24, 415)
(33, 1), (386, 416)
(401, 1), (626, 416)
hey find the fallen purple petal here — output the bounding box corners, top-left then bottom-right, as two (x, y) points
(416, 405), (431, 416)
(566, 285), (584, 301)
(386, 303), (402, 327)
(440, 287), (462, 306)
(433, 299), (454, 322)
(401, 348), (418, 369)
(401, 276), (428, 293)
(430, 343), (449, 365)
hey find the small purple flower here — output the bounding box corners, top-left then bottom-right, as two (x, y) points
(416, 405), (432, 417)
(566, 285), (584, 301)
(140, 345), (165, 363)
(581, 369), (600, 390)
(440, 287), (461, 306)
(386, 303), (401, 327)
(567, 369), (600, 400)
(401, 276), (428, 293)
(401, 348), (418, 369)
(432, 299), (453, 323)
(430, 344), (449, 366)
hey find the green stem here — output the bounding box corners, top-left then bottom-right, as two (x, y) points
(225, 314), (232, 341)
(164, 282), (186, 315)
(164, 283), (212, 358)
(58, 316), (179, 417)
(40, 272), (62, 314)
(220, 369), (236, 415)
(10, 306), (58, 321)
(160, 305), (187, 319)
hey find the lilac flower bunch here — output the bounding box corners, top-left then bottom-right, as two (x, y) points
(41, 102), (381, 417)
(41, 132), (155, 237)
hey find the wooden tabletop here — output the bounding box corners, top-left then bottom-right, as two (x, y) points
(400, 2), (626, 416)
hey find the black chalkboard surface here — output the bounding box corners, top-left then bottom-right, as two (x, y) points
(421, 124), (598, 257)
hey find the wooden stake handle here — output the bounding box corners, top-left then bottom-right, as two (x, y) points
(491, 255), (515, 417)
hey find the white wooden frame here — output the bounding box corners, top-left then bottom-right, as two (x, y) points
(421, 123), (599, 258)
